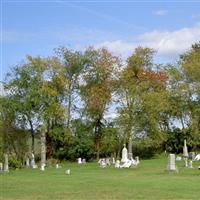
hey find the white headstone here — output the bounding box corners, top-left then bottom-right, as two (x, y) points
(121, 144), (128, 163)
(188, 160), (193, 168)
(0, 162), (3, 171)
(40, 164), (45, 171)
(65, 169), (70, 175)
(4, 154), (9, 172)
(167, 154), (176, 171)
(106, 158), (110, 166)
(112, 157), (115, 165)
(176, 156), (182, 161)
(135, 156), (140, 165)
(115, 160), (120, 168)
(82, 159), (86, 164)
(184, 158), (188, 167)
(78, 158), (82, 164)
(99, 159), (106, 168)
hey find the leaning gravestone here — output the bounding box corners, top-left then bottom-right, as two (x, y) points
(4, 154), (9, 172)
(167, 154), (176, 171)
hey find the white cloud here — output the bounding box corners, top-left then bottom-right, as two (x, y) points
(154, 10), (168, 16)
(96, 23), (200, 61)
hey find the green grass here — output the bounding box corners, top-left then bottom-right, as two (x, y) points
(1, 157), (200, 200)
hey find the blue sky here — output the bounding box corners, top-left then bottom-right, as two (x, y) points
(1, 0), (200, 81)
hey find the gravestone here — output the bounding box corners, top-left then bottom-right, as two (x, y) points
(82, 159), (86, 164)
(128, 137), (133, 160)
(99, 159), (106, 168)
(176, 156), (182, 161)
(121, 144), (128, 163)
(0, 162), (3, 171)
(135, 156), (140, 165)
(4, 154), (9, 172)
(188, 160), (193, 168)
(78, 158), (82, 164)
(40, 164), (45, 171)
(115, 160), (120, 168)
(167, 154), (176, 171)
(65, 169), (70, 175)
(106, 158), (110, 166)
(112, 157), (115, 165)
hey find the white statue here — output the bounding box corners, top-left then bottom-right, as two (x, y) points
(121, 144), (128, 163)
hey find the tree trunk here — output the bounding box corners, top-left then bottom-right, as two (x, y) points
(67, 82), (72, 128)
(95, 118), (101, 160)
(31, 133), (35, 154)
(41, 128), (46, 168)
(28, 119), (35, 154)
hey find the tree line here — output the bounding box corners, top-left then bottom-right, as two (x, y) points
(0, 42), (200, 166)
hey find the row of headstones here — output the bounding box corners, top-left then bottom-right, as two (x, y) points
(167, 140), (200, 171)
(77, 158), (86, 164)
(98, 156), (140, 168)
(98, 141), (140, 168)
(167, 153), (200, 171)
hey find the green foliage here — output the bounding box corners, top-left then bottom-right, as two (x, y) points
(8, 155), (22, 169)
(1, 42), (200, 163)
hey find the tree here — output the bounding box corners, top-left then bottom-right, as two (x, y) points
(116, 47), (168, 150)
(80, 47), (120, 159)
(4, 56), (46, 154)
(55, 47), (86, 128)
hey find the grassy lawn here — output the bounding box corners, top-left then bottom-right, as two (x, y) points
(1, 157), (200, 200)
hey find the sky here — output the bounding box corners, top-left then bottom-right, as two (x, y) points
(1, 0), (200, 82)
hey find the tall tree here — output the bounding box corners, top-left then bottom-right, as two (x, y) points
(55, 47), (86, 128)
(80, 47), (120, 159)
(116, 47), (168, 147)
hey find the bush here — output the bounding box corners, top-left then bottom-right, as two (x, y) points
(9, 156), (22, 169)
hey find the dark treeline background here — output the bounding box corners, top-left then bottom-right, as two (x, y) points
(1, 42), (200, 166)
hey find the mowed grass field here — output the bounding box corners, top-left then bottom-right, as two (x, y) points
(1, 157), (200, 200)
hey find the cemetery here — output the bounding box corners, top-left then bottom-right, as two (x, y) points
(1, 1), (200, 200)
